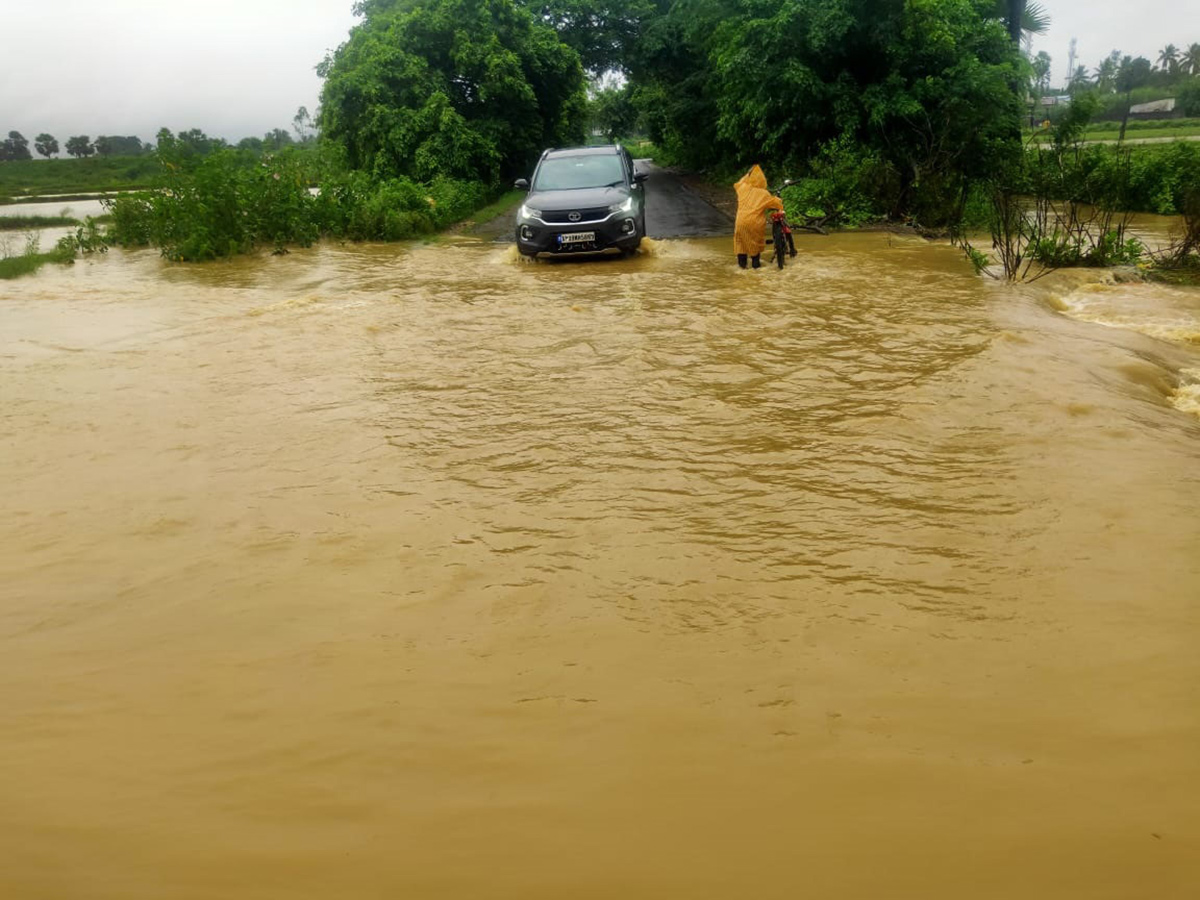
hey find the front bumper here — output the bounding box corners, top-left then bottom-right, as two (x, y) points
(515, 214), (642, 258)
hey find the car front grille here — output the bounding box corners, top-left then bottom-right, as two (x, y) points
(541, 207), (611, 224)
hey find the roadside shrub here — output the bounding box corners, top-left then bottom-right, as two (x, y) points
(1022, 140), (1200, 216)
(105, 141), (502, 259)
(784, 135), (893, 227)
(104, 147), (323, 261)
(1029, 230), (1143, 267)
(313, 172), (435, 241)
(1176, 78), (1200, 117)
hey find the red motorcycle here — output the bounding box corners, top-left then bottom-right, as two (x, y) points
(768, 180), (797, 269)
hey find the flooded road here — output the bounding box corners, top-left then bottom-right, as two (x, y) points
(2, 232), (1199, 898)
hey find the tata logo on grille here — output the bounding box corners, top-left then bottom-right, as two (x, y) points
(568, 212), (581, 222)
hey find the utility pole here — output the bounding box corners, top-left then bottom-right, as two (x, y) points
(1067, 38), (1077, 91)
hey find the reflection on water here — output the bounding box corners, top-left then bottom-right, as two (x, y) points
(2, 233), (1199, 899)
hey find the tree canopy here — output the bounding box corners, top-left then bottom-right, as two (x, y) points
(0, 131), (32, 161)
(314, 0), (1032, 225)
(34, 134), (59, 159)
(319, 0), (588, 182)
(65, 136), (94, 158)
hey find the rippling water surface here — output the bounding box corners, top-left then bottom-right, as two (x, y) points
(2, 233), (1199, 898)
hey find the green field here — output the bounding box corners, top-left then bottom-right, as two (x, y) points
(0, 156), (159, 202)
(1027, 118), (1200, 144)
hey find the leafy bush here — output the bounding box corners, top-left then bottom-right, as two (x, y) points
(1029, 230), (1143, 267)
(1022, 140), (1200, 216)
(106, 146), (321, 260)
(781, 135), (892, 227)
(0, 229), (75, 279)
(104, 140), (502, 260)
(1173, 78), (1200, 117)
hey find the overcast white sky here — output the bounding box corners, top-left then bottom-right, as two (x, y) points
(0, 0), (1195, 150)
(0, 0), (361, 146)
(1026, 0), (1198, 86)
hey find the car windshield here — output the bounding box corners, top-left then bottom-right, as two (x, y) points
(533, 154), (625, 191)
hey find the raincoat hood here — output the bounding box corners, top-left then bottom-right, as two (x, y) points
(737, 165), (769, 193)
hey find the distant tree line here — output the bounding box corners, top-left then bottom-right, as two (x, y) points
(1051, 41), (1200, 116)
(0, 108), (318, 162)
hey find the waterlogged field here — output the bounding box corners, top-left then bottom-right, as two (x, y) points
(2, 232), (1199, 899)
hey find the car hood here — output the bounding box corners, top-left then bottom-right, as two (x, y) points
(526, 186), (628, 211)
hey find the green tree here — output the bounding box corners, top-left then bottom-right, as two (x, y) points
(262, 128), (294, 151)
(1067, 65), (1091, 94)
(1157, 44), (1179, 76)
(1178, 78), (1200, 116)
(318, 0), (587, 182)
(176, 129), (226, 156)
(1116, 56), (1154, 141)
(623, 0), (740, 169)
(1032, 50), (1052, 94)
(997, 0), (1047, 46)
(679, 0), (1025, 223)
(1094, 51), (1120, 92)
(518, 0), (657, 75)
(95, 135), (146, 156)
(1, 131), (33, 161)
(590, 83), (637, 140)
(34, 133), (59, 158)
(1182, 43), (1200, 77)
(292, 106), (316, 142)
(65, 135), (94, 158)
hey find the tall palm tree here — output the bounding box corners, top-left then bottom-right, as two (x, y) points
(1157, 44), (1179, 75)
(1068, 65), (1091, 94)
(999, 0), (1049, 45)
(1183, 43), (1200, 77)
(1094, 54), (1119, 92)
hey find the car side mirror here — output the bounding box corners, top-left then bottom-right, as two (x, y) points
(634, 172), (648, 184)
(514, 178), (529, 190)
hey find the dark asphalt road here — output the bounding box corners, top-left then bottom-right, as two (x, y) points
(475, 161), (731, 242)
(638, 160), (731, 239)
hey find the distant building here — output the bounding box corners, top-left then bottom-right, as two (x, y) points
(1128, 98), (1177, 118)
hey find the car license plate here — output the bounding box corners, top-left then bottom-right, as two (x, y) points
(558, 231), (595, 244)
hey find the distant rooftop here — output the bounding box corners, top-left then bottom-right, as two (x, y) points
(1129, 98), (1176, 115)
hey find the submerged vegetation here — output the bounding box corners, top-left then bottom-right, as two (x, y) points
(0, 215), (81, 231)
(955, 98), (1200, 281)
(0, 229), (85, 280)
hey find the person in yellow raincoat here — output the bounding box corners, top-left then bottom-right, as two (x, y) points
(733, 165), (784, 269)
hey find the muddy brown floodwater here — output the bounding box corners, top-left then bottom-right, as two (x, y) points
(2, 232), (1199, 899)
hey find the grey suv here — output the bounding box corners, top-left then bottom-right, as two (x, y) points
(514, 145), (647, 258)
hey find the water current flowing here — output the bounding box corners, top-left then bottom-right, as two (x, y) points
(2, 231), (1199, 898)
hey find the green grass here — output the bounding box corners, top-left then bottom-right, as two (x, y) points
(1030, 128), (1200, 144)
(0, 215), (81, 230)
(0, 248), (73, 279)
(1095, 129), (1200, 141)
(1027, 118), (1200, 144)
(469, 189), (524, 225)
(0, 156), (159, 201)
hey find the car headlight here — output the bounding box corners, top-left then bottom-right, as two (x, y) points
(519, 204), (542, 220)
(608, 197), (634, 214)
